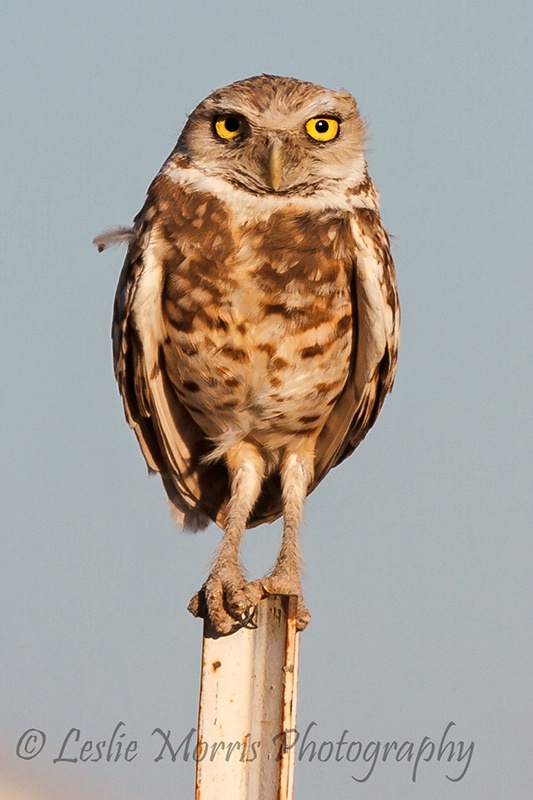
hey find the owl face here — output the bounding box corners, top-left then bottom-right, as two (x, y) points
(175, 75), (367, 196)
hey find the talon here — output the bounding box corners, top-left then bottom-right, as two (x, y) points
(261, 573), (310, 631)
(187, 588), (206, 618)
(239, 605), (258, 628)
(296, 604), (311, 631)
(189, 575), (266, 634)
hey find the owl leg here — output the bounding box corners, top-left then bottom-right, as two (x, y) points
(188, 441), (265, 634)
(262, 446), (314, 630)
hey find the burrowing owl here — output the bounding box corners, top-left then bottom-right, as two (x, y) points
(95, 75), (399, 633)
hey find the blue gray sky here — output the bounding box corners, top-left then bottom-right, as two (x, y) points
(1, 1), (531, 798)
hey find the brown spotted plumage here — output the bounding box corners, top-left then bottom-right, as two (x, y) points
(95, 75), (400, 632)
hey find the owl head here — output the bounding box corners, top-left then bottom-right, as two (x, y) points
(174, 74), (367, 196)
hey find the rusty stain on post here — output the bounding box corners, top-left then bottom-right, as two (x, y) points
(195, 595), (300, 800)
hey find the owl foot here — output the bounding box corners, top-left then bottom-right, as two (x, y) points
(261, 573), (311, 631)
(188, 574), (264, 635)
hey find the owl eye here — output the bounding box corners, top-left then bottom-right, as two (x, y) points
(305, 117), (339, 142)
(214, 115), (246, 140)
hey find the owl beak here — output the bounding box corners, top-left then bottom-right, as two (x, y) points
(267, 137), (284, 191)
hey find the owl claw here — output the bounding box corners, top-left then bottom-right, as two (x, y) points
(188, 575), (264, 634)
(187, 590), (205, 619)
(261, 574), (311, 631)
(188, 573), (310, 633)
(238, 606), (258, 628)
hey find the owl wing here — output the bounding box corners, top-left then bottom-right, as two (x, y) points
(311, 208), (400, 490)
(112, 179), (230, 531)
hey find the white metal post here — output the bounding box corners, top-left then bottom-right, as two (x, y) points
(194, 595), (300, 800)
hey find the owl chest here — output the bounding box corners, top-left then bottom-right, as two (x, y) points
(161, 231), (353, 442)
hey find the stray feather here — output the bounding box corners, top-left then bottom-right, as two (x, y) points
(93, 226), (135, 252)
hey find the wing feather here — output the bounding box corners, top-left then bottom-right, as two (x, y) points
(112, 184), (229, 530)
(312, 208), (399, 487)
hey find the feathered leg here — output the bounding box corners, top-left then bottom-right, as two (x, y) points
(189, 441), (265, 633)
(262, 445), (314, 630)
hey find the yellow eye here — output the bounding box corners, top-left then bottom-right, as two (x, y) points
(214, 115), (245, 140)
(305, 117), (339, 142)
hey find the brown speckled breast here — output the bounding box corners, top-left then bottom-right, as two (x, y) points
(157, 179), (353, 455)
